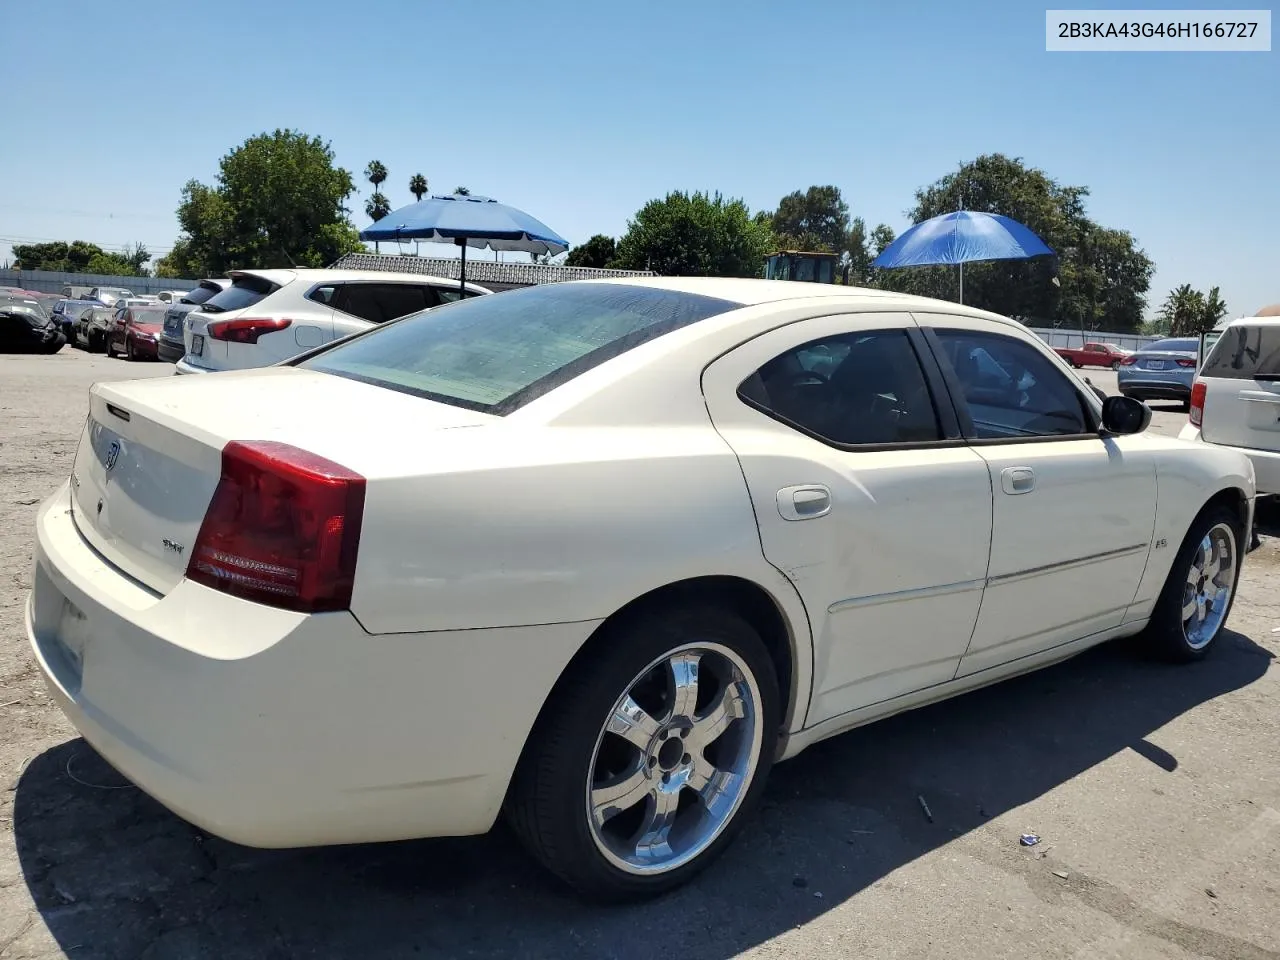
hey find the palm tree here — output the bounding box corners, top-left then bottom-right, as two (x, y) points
(454, 185), (471, 196)
(365, 160), (388, 195)
(409, 173), (428, 202)
(1202, 286), (1228, 331)
(365, 193), (392, 222)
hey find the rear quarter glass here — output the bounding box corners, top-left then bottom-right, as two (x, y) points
(1201, 325), (1280, 380)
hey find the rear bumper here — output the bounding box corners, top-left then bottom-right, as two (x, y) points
(1118, 379), (1192, 401)
(156, 336), (185, 363)
(1178, 425), (1280, 496)
(27, 482), (596, 848)
(172, 357), (213, 375)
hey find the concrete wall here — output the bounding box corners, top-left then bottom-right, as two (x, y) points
(0, 269), (198, 298)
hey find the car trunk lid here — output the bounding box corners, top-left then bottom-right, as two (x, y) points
(70, 368), (495, 595)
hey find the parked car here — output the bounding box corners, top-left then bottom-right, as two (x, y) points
(50, 299), (96, 342)
(74, 304), (115, 352)
(1116, 337), (1200, 408)
(1052, 341), (1131, 370)
(0, 294), (64, 353)
(106, 303), (168, 360)
(175, 269), (492, 374)
(83, 286), (136, 307)
(27, 280), (1256, 901)
(158, 279), (230, 363)
(155, 289), (193, 304)
(1180, 316), (1280, 498)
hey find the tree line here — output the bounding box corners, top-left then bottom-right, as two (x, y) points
(10, 129), (1227, 334)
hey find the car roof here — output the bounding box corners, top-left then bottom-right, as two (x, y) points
(582, 276), (1025, 329)
(229, 268), (492, 292)
(1224, 315), (1280, 327)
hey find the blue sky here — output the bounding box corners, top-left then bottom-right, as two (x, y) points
(1, 0), (1276, 317)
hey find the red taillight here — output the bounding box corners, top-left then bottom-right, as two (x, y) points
(206, 317), (292, 343)
(1120, 356), (1138, 366)
(187, 441), (366, 613)
(1189, 381), (1207, 426)
(1175, 358), (1196, 368)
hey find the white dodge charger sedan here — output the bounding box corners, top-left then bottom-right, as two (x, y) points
(27, 278), (1256, 901)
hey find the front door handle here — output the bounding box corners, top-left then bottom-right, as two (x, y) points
(777, 484), (831, 521)
(1000, 466), (1036, 495)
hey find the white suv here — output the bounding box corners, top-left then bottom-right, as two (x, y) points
(175, 268), (492, 374)
(1181, 316), (1280, 499)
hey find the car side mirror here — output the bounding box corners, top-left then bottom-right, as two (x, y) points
(1100, 395), (1150, 435)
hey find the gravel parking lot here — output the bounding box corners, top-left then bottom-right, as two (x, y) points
(1, 349), (1278, 960)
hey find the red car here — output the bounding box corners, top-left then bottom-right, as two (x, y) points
(106, 304), (168, 361)
(1053, 341), (1132, 370)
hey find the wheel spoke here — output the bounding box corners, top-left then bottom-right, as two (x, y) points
(690, 679), (746, 750)
(607, 695), (661, 752)
(590, 767), (651, 827)
(667, 652), (701, 721)
(1201, 540), (1223, 582)
(634, 787), (681, 861)
(1182, 589), (1198, 621)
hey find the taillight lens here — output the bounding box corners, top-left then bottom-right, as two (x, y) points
(1120, 356), (1138, 365)
(1189, 381), (1207, 426)
(1175, 358), (1196, 368)
(187, 441), (366, 612)
(207, 317), (292, 343)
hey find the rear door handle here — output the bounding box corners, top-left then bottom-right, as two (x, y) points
(777, 484), (831, 521)
(1000, 466), (1036, 495)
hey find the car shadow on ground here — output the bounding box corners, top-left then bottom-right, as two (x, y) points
(13, 630), (1274, 960)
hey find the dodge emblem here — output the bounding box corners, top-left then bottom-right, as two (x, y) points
(105, 440), (121, 472)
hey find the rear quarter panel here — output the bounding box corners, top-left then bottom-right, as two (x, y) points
(1124, 436), (1255, 620)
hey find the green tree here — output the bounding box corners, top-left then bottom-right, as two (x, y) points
(365, 160), (387, 194)
(409, 173), (428, 202)
(611, 190), (775, 277)
(875, 154), (1153, 331)
(12, 240), (106, 272)
(869, 224), (896, 257)
(86, 252), (145, 276)
(565, 234), (616, 268)
(770, 185), (850, 253)
(455, 185), (471, 196)
(170, 129), (364, 274)
(365, 193), (392, 222)
(1157, 283), (1229, 336)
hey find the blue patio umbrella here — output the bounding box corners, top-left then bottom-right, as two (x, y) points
(871, 210), (1054, 304)
(359, 194), (570, 294)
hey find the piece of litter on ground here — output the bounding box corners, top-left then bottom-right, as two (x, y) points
(1019, 833), (1041, 847)
(0, 699), (21, 708)
(918, 794), (934, 822)
(15, 498), (39, 506)
(1052, 870), (1070, 880)
(812, 891), (824, 899)
(1205, 887), (1218, 899)
(848, 829), (875, 835)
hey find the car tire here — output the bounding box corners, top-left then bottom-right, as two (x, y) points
(504, 604), (780, 902)
(1111, 360), (1121, 370)
(1141, 503), (1243, 662)
(126, 339), (136, 361)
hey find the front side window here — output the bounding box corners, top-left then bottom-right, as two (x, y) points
(1200, 325), (1280, 381)
(738, 330), (941, 446)
(936, 329), (1091, 439)
(300, 282), (742, 414)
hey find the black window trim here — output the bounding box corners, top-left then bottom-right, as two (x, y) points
(322, 279), (444, 323)
(919, 326), (1105, 446)
(734, 326), (966, 453)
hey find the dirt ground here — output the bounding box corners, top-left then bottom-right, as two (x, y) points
(1, 349), (1278, 960)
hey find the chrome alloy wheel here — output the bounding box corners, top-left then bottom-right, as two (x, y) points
(1182, 521), (1237, 650)
(585, 642), (763, 875)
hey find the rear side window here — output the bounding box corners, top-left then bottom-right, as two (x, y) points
(299, 282), (742, 414)
(1201, 325), (1280, 380)
(202, 275), (279, 313)
(739, 331), (941, 446)
(333, 283), (435, 324)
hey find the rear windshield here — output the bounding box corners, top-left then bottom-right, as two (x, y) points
(128, 306), (168, 323)
(201, 275), (279, 313)
(298, 283), (743, 414)
(180, 283), (221, 306)
(1200, 325), (1280, 380)
(1149, 338), (1198, 353)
